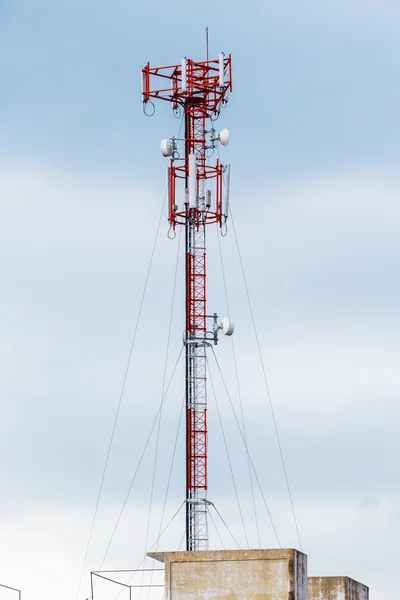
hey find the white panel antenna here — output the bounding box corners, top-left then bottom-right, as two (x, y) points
(205, 189), (212, 209)
(182, 58), (187, 92)
(223, 164), (231, 219)
(166, 167), (171, 207)
(219, 52), (225, 87)
(141, 71), (146, 99)
(188, 153), (197, 208)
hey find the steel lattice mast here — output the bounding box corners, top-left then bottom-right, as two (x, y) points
(142, 53), (233, 551)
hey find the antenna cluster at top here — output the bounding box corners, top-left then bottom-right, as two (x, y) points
(141, 52), (232, 229)
(141, 52), (232, 114)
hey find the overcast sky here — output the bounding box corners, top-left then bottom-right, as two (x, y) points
(0, 1), (399, 599)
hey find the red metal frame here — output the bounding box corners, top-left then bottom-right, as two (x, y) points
(169, 161), (223, 227)
(143, 56), (231, 231)
(142, 56), (232, 109)
(187, 408), (207, 490)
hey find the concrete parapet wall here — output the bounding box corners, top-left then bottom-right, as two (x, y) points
(148, 549), (307, 600)
(308, 576), (369, 600)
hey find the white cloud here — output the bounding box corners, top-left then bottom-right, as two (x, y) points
(0, 166), (397, 599)
(216, 328), (400, 420)
(0, 165), (163, 256)
(233, 173), (400, 275)
(259, 0), (400, 29)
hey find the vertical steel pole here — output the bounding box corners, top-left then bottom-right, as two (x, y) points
(184, 100), (190, 551)
(184, 97), (208, 551)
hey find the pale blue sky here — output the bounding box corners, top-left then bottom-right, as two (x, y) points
(0, 0), (398, 177)
(0, 2), (399, 600)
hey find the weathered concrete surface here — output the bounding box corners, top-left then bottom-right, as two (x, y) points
(308, 576), (369, 600)
(148, 549), (307, 600)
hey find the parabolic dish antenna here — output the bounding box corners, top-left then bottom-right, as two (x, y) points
(211, 128), (230, 147)
(160, 138), (174, 157)
(220, 317), (235, 336)
(218, 128), (230, 146)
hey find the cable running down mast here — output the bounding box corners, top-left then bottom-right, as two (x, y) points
(142, 51), (233, 551)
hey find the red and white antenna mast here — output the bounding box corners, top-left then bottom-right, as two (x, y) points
(142, 51), (233, 551)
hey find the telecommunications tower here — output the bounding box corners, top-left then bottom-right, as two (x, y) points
(142, 51), (233, 552)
